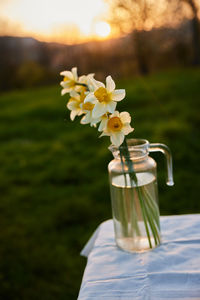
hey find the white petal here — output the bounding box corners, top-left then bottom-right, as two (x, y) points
(60, 81), (66, 88)
(87, 78), (95, 91)
(70, 90), (80, 99)
(80, 113), (91, 124)
(70, 110), (77, 121)
(78, 75), (87, 84)
(99, 131), (109, 138)
(122, 124), (134, 135)
(84, 93), (96, 103)
(98, 118), (108, 132)
(120, 112), (131, 124)
(111, 132), (125, 147)
(91, 117), (101, 126)
(107, 101), (117, 114)
(87, 73), (95, 80)
(60, 71), (73, 79)
(61, 88), (71, 95)
(89, 78), (105, 90)
(67, 100), (77, 110)
(87, 78), (95, 92)
(106, 76), (115, 92)
(111, 111), (120, 118)
(78, 110), (84, 116)
(80, 115), (87, 124)
(95, 80), (105, 89)
(72, 67), (78, 80)
(78, 75), (85, 81)
(111, 89), (126, 101)
(92, 102), (107, 118)
(60, 81), (71, 88)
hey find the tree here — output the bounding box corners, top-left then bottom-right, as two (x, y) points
(165, 0), (200, 65)
(107, 0), (164, 74)
(180, 0), (200, 65)
(106, 0), (200, 71)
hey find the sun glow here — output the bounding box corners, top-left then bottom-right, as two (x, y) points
(0, 0), (110, 43)
(94, 21), (111, 38)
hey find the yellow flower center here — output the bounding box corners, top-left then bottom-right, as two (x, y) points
(82, 102), (94, 111)
(64, 76), (72, 82)
(64, 77), (75, 87)
(107, 117), (123, 132)
(101, 113), (108, 119)
(94, 87), (111, 103)
(68, 97), (80, 108)
(79, 85), (87, 93)
(80, 91), (86, 103)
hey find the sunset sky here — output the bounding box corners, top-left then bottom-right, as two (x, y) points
(0, 0), (197, 44)
(0, 0), (111, 43)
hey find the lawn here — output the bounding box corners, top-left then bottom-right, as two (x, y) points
(0, 68), (200, 299)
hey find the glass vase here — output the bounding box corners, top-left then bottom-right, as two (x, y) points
(108, 138), (173, 252)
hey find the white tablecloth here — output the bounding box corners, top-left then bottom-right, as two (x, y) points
(78, 214), (200, 300)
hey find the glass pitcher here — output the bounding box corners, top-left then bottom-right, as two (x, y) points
(108, 138), (174, 253)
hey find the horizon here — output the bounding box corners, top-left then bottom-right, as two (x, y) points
(0, 0), (115, 44)
(0, 0), (195, 45)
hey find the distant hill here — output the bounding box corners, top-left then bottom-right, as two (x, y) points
(0, 20), (194, 90)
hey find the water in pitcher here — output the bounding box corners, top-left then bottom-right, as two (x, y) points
(110, 172), (160, 252)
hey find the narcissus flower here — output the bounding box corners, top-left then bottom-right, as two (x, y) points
(80, 102), (97, 126)
(98, 114), (109, 132)
(67, 90), (86, 120)
(84, 76), (125, 119)
(81, 110), (109, 129)
(77, 74), (94, 92)
(100, 111), (134, 146)
(60, 67), (134, 146)
(60, 67), (78, 95)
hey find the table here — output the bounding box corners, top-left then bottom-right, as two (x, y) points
(78, 214), (200, 300)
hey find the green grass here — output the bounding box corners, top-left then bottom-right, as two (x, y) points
(0, 68), (200, 299)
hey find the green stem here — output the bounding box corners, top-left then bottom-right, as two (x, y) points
(142, 186), (160, 230)
(120, 137), (160, 249)
(137, 186), (153, 248)
(129, 185), (141, 236)
(119, 148), (127, 187)
(140, 186), (161, 245)
(142, 199), (160, 245)
(120, 140), (142, 238)
(75, 82), (89, 91)
(75, 82), (88, 88)
(119, 148), (129, 236)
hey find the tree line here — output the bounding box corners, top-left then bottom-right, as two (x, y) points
(0, 15), (199, 91)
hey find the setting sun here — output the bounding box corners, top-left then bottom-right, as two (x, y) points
(94, 21), (111, 38)
(0, 0), (110, 43)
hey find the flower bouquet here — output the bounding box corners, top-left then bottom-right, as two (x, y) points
(60, 67), (173, 252)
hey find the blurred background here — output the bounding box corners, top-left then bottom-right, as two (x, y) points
(0, 0), (200, 299)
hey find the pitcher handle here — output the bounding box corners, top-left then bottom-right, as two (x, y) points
(149, 143), (174, 186)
